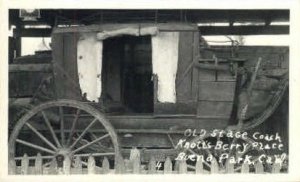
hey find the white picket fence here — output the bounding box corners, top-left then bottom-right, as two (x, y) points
(9, 148), (284, 175)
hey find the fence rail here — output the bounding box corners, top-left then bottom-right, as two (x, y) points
(9, 148), (284, 175)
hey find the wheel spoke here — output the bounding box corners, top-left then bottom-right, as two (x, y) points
(59, 106), (65, 146)
(43, 161), (52, 167)
(187, 164), (196, 170)
(41, 111), (62, 148)
(89, 132), (112, 151)
(205, 148), (213, 158)
(71, 134), (110, 154)
(69, 118), (98, 149)
(15, 155), (53, 160)
(215, 136), (225, 157)
(187, 148), (197, 156)
(74, 152), (115, 157)
(43, 157), (56, 167)
(24, 122), (58, 151)
(80, 161), (102, 169)
(16, 139), (56, 154)
(66, 109), (81, 146)
(250, 155), (261, 164)
(227, 137), (238, 157)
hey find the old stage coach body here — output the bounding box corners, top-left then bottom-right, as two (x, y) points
(8, 23), (288, 172)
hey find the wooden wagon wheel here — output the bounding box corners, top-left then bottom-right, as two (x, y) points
(235, 76), (288, 131)
(9, 99), (121, 172)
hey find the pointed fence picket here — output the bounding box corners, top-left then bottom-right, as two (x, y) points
(241, 162), (250, 173)
(87, 155), (96, 174)
(195, 159), (204, 174)
(21, 154), (29, 175)
(73, 156), (82, 174)
(8, 158), (16, 175)
(130, 148), (141, 174)
(34, 153), (42, 174)
(10, 149), (284, 175)
(148, 156), (156, 174)
(210, 158), (219, 174)
(164, 157), (172, 174)
(255, 161), (264, 174)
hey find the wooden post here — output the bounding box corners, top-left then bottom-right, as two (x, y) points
(148, 156), (156, 174)
(102, 157), (110, 174)
(14, 25), (22, 58)
(153, 74), (158, 105)
(21, 154), (29, 175)
(74, 156), (82, 174)
(164, 157), (172, 174)
(255, 161), (264, 174)
(88, 155), (96, 174)
(241, 163), (250, 173)
(35, 153), (43, 174)
(178, 160), (187, 174)
(195, 159), (204, 174)
(130, 148), (141, 174)
(63, 156), (71, 175)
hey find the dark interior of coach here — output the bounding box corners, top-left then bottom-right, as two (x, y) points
(101, 35), (154, 114)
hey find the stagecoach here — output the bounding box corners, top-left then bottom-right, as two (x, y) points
(8, 22), (288, 173)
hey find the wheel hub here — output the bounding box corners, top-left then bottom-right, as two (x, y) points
(55, 148), (72, 167)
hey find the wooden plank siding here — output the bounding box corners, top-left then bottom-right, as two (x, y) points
(62, 33), (82, 100)
(51, 33), (65, 99)
(191, 31), (201, 99)
(176, 31), (194, 102)
(196, 62), (237, 118)
(52, 33), (82, 100)
(198, 81), (236, 101)
(197, 101), (234, 118)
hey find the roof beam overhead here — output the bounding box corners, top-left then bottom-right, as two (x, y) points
(13, 28), (52, 37)
(199, 25), (289, 35)
(8, 9), (290, 36)
(9, 9), (289, 25)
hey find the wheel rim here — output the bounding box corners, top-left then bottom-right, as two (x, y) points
(9, 99), (121, 170)
(239, 77), (288, 130)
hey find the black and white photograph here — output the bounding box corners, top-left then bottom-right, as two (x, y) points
(1, 1), (300, 181)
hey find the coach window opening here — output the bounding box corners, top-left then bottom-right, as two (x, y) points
(101, 35), (154, 114)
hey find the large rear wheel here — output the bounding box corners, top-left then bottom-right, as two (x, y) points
(9, 99), (121, 174)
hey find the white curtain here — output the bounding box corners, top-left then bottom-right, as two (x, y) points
(152, 32), (179, 103)
(77, 33), (103, 102)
